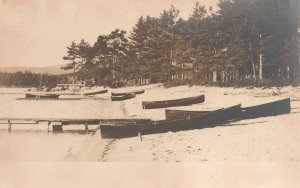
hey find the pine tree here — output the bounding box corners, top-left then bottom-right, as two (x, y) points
(62, 41), (80, 73)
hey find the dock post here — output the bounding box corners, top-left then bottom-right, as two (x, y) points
(138, 131), (142, 141)
(47, 121), (51, 133)
(8, 120), (11, 133)
(85, 122), (89, 134)
(99, 121), (102, 139)
(52, 124), (63, 133)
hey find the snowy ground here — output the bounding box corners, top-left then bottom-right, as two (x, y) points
(0, 85), (299, 162)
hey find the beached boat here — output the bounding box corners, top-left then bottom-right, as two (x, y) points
(111, 93), (136, 101)
(82, 89), (108, 95)
(111, 89), (145, 96)
(133, 90), (145, 95)
(165, 104), (241, 120)
(100, 104), (242, 139)
(165, 108), (211, 120)
(242, 98), (291, 119)
(142, 94), (205, 109)
(25, 93), (60, 99)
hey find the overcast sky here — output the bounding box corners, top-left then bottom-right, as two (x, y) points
(0, 0), (219, 67)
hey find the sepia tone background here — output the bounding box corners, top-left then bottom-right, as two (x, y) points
(0, 0), (300, 187)
(0, 0), (218, 67)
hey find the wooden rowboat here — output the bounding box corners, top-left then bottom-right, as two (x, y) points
(133, 90), (145, 95)
(25, 93), (60, 99)
(242, 98), (291, 119)
(100, 104), (242, 139)
(82, 89), (108, 95)
(111, 89), (145, 96)
(165, 104), (242, 121)
(111, 93), (136, 101)
(165, 108), (212, 120)
(142, 94), (205, 109)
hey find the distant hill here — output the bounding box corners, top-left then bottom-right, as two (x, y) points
(0, 64), (73, 75)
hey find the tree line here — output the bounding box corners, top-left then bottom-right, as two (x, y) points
(62, 0), (299, 87)
(0, 71), (58, 88)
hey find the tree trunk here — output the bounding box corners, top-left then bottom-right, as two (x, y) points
(259, 53), (263, 80)
(252, 60), (256, 81)
(213, 71), (217, 82)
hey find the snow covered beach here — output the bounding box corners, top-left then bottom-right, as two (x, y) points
(0, 85), (299, 162)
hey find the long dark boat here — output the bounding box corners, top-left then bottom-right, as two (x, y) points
(100, 104), (242, 139)
(165, 104), (241, 120)
(111, 89), (145, 96)
(241, 98), (291, 119)
(25, 93), (60, 99)
(142, 94), (205, 109)
(111, 93), (136, 101)
(82, 89), (108, 95)
(165, 108), (212, 120)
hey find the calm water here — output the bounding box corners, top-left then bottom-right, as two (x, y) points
(0, 88), (141, 120)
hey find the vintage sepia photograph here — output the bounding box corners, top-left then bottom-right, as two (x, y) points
(0, 0), (299, 187)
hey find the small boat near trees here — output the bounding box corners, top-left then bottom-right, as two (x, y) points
(142, 94), (205, 109)
(111, 89), (145, 96)
(111, 93), (136, 101)
(99, 104), (242, 139)
(242, 98), (291, 119)
(82, 89), (108, 95)
(25, 93), (60, 99)
(133, 90), (145, 95)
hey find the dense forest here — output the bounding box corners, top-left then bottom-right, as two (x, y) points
(0, 71), (58, 88)
(61, 0), (299, 87)
(0, 0), (298, 88)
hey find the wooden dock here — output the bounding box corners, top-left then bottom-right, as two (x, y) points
(0, 92), (83, 95)
(0, 118), (101, 134)
(15, 97), (106, 101)
(0, 117), (150, 135)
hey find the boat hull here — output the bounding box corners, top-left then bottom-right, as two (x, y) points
(100, 104), (242, 139)
(83, 89), (108, 95)
(111, 93), (136, 101)
(99, 119), (152, 138)
(111, 90), (144, 96)
(242, 98), (291, 119)
(165, 109), (210, 120)
(142, 94), (205, 109)
(25, 93), (60, 99)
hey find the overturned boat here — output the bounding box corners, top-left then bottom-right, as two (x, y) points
(111, 93), (136, 101)
(111, 89), (145, 96)
(99, 104), (242, 139)
(142, 94), (205, 109)
(241, 98), (291, 119)
(25, 93), (60, 99)
(82, 89), (108, 95)
(165, 104), (242, 121)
